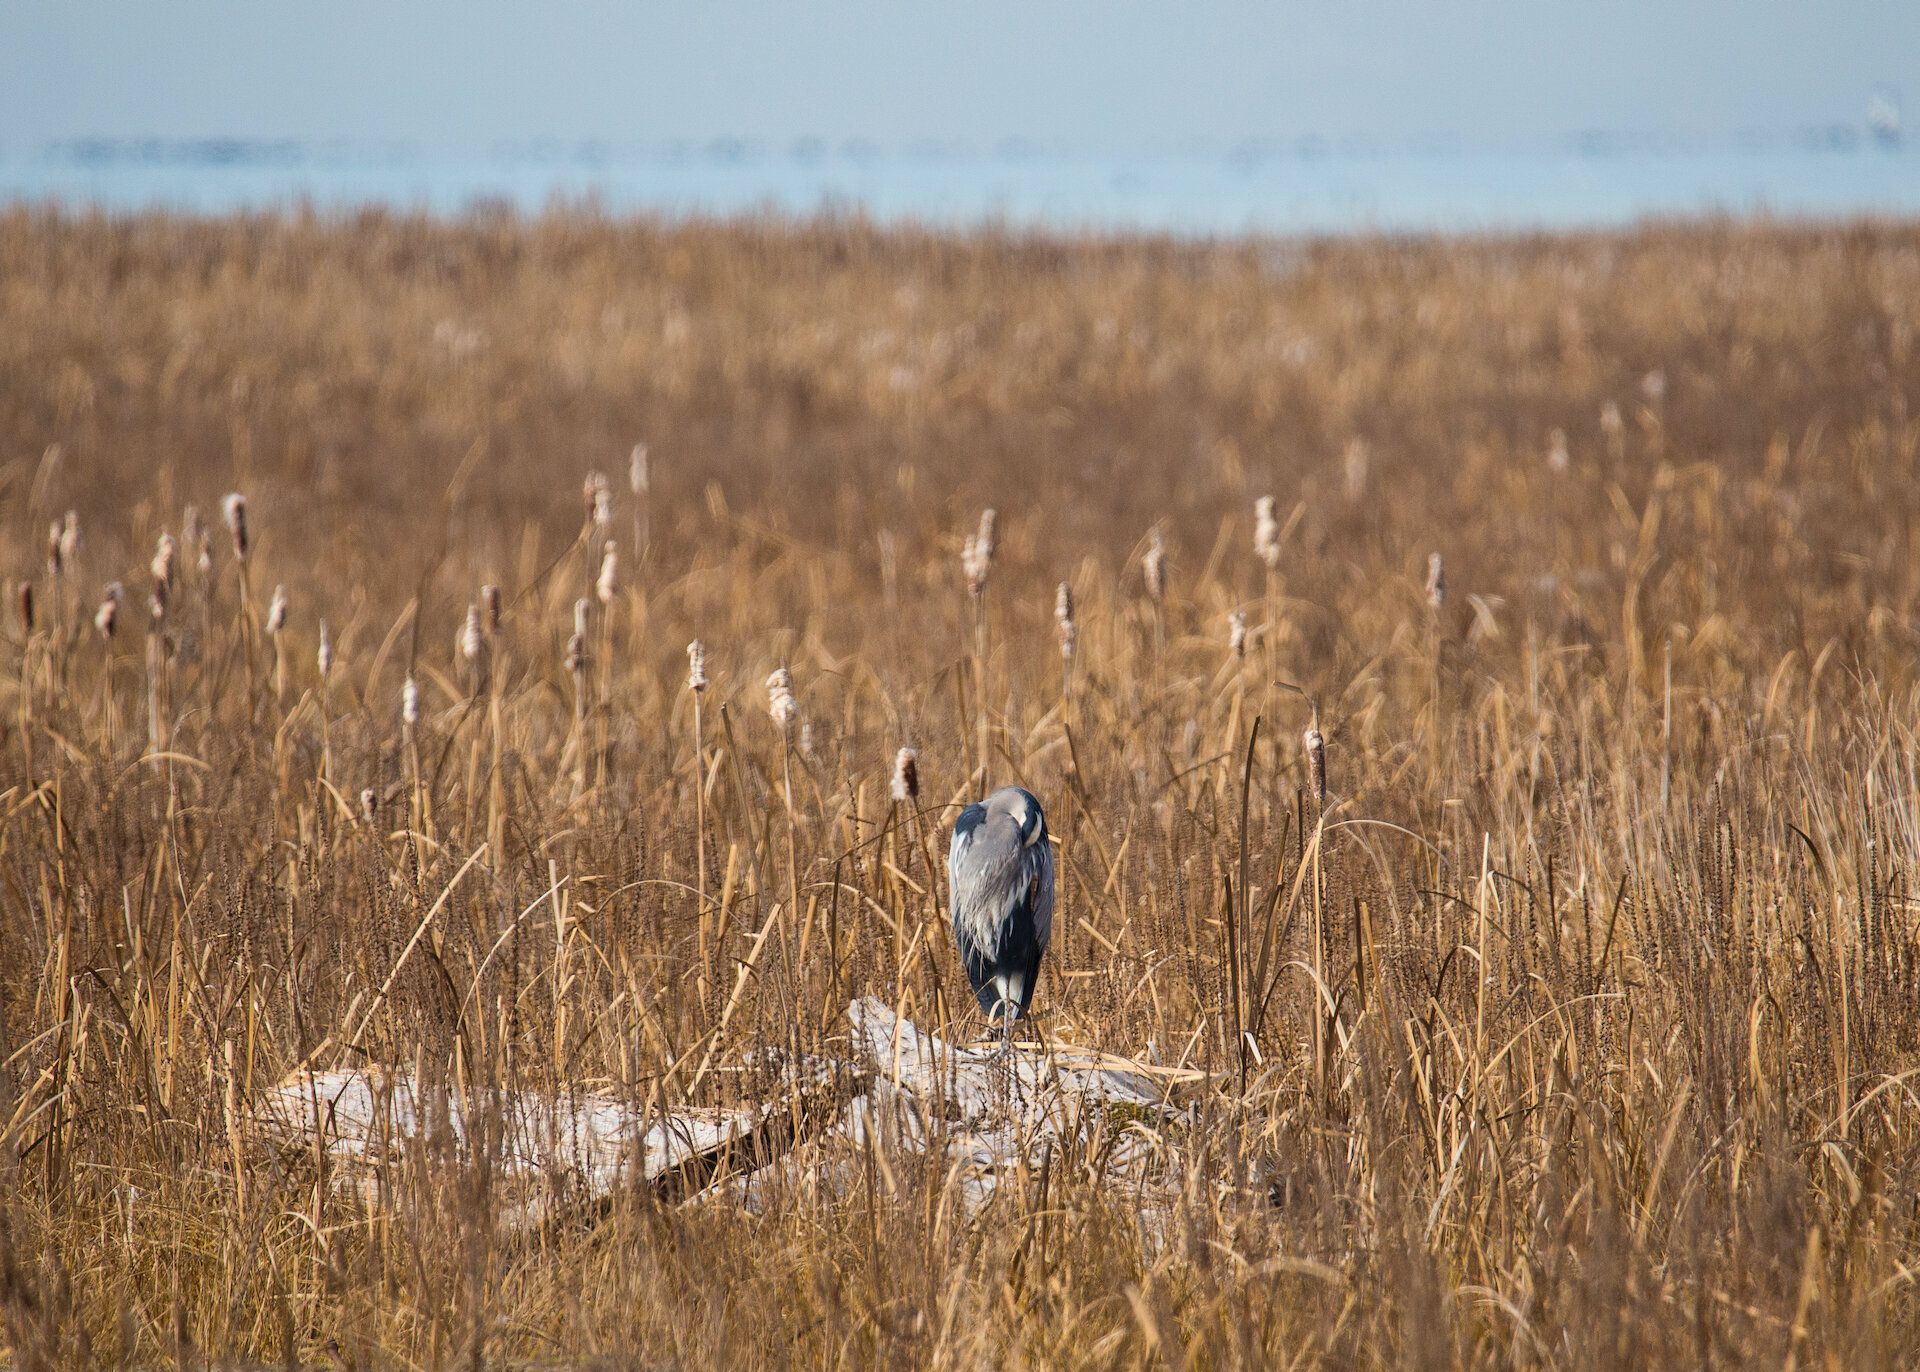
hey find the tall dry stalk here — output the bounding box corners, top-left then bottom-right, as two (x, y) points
(962, 508), (995, 794)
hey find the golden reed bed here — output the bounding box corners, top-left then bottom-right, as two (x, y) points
(1, 207), (1919, 1367)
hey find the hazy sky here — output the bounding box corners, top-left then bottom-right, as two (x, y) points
(3, 2), (1913, 150)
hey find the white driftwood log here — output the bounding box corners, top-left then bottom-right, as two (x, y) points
(258, 1004), (1192, 1223)
(257, 1054), (853, 1223)
(841, 996), (1188, 1206)
(847, 995), (1176, 1123)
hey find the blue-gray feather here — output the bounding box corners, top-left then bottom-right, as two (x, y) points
(948, 786), (1054, 1027)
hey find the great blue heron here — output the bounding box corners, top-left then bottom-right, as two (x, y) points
(948, 785), (1054, 1054)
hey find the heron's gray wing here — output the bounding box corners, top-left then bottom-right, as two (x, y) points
(949, 818), (1026, 961)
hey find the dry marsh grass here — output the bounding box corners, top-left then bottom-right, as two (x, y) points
(2, 206), (1920, 1367)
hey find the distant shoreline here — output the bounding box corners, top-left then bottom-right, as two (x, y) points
(4, 139), (1917, 237)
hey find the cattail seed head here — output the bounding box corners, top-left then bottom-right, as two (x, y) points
(181, 505), (208, 569)
(962, 508), (997, 597)
(1054, 582), (1077, 660)
(686, 640), (708, 693)
(1303, 723), (1327, 806)
(47, 522), (64, 579)
(59, 511), (80, 570)
(891, 746), (919, 803)
(1547, 427), (1570, 473)
(266, 584), (288, 635)
(586, 471), (614, 529)
(402, 675), (420, 728)
(481, 584), (501, 637)
(151, 533), (176, 590)
(1142, 527), (1167, 602)
(629, 443), (649, 496)
(94, 581), (123, 639)
(1425, 552), (1447, 611)
(565, 632), (586, 676)
(148, 581), (167, 626)
(595, 540), (618, 605)
(222, 493), (248, 562)
(360, 788), (378, 825)
(1600, 400), (1625, 438)
(460, 604), (484, 663)
(1254, 496), (1282, 571)
(17, 583), (32, 635)
(766, 667), (798, 732)
(318, 620), (333, 678)
(1229, 609), (1248, 659)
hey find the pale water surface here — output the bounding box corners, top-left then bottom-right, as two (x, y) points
(4, 137), (1917, 234)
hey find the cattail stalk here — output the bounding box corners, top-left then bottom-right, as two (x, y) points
(1425, 551), (1447, 741)
(963, 509), (995, 795)
(566, 601), (588, 797)
(480, 585), (505, 858)
(317, 619), (334, 787)
(223, 493), (258, 720)
(688, 641), (710, 920)
(767, 667), (802, 939)
(1054, 581), (1077, 709)
(94, 582), (122, 755)
(15, 583), (33, 781)
(1142, 525), (1167, 666)
(595, 542), (617, 788)
(402, 674), (424, 839)
(629, 442), (649, 564)
(1254, 495), (1286, 716)
(266, 584), (289, 708)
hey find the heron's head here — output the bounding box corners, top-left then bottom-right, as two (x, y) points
(989, 785), (1046, 848)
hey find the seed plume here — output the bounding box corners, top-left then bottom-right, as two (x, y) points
(151, 534), (176, 591)
(686, 640), (708, 693)
(1054, 582), (1077, 661)
(1253, 496), (1281, 571)
(766, 667), (798, 732)
(595, 541), (618, 605)
(962, 508), (996, 597)
(460, 604), (484, 664)
(222, 494), (248, 562)
(1141, 527), (1167, 602)
(94, 582), (123, 638)
(1303, 721), (1327, 806)
(890, 746), (919, 803)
